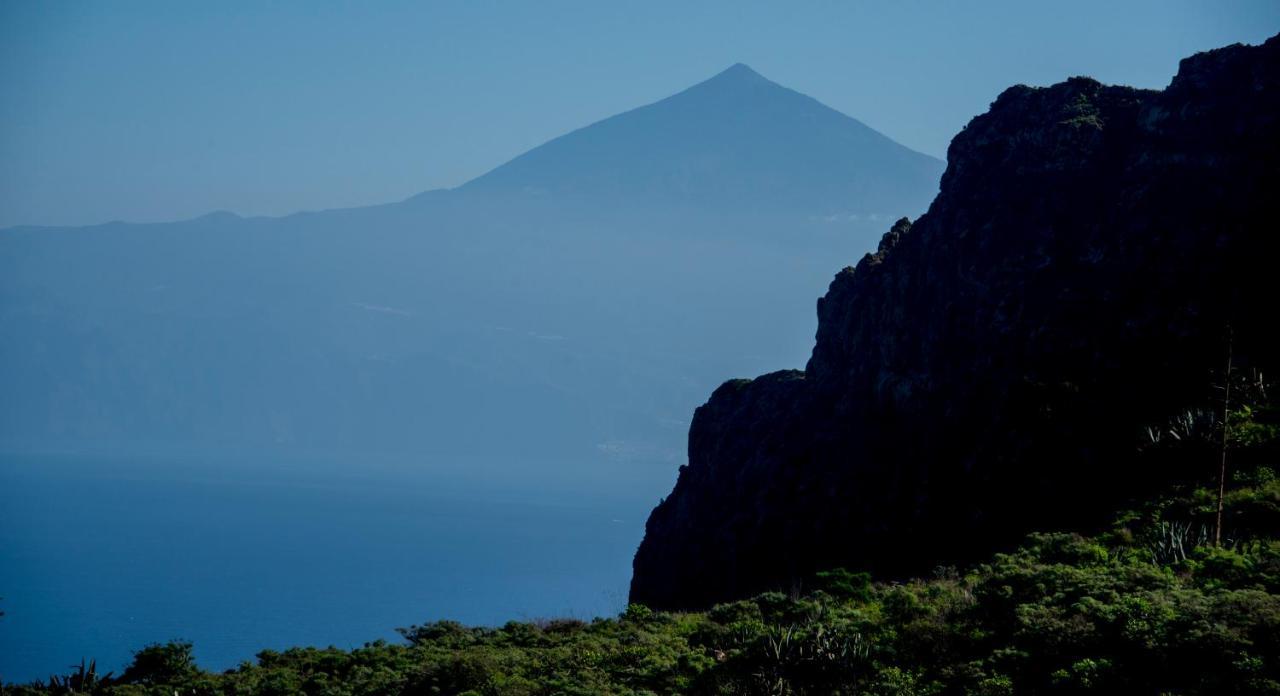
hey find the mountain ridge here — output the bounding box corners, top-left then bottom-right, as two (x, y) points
(2, 64), (940, 231)
(456, 63), (943, 214)
(0, 64), (941, 472)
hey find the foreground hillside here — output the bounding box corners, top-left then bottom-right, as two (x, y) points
(7, 425), (1278, 694)
(632, 35), (1280, 609)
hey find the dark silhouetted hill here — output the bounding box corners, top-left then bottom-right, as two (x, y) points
(631, 36), (1280, 609)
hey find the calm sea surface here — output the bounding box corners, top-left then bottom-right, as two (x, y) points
(0, 452), (661, 683)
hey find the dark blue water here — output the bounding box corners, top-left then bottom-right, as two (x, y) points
(0, 453), (664, 683)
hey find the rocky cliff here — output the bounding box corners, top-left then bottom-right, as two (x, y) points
(631, 36), (1280, 609)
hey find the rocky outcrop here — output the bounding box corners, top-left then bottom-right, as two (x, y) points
(631, 36), (1280, 609)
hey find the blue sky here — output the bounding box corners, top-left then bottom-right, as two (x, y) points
(2, 1), (1276, 227)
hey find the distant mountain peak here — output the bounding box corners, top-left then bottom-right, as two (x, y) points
(682, 62), (775, 95)
(457, 62), (944, 211)
(711, 62), (766, 82)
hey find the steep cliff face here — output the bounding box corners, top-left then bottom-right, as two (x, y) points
(632, 36), (1280, 610)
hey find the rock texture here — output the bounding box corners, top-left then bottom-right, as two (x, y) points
(631, 36), (1280, 609)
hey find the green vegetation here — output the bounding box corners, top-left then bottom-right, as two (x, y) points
(7, 389), (1277, 695)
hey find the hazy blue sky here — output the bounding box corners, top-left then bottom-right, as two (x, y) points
(2, 1), (1277, 227)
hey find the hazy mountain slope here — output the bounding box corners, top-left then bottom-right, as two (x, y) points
(462, 64), (942, 217)
(0, 66), (942, 488)
(631, 36), (1280, 609)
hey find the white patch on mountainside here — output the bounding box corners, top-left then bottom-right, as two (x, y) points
(347, 301), (414, 317)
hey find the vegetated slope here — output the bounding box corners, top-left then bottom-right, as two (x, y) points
(632, 35), (1280, 609)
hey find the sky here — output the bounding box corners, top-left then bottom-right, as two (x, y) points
(1, 1), (1277, 228)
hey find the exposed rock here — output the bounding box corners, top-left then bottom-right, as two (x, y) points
(631, 36), (1280, 609)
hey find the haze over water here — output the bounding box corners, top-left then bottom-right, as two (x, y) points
(0, 452), (653, 681)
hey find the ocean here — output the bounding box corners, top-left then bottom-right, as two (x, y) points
(0, 452), (661, 683)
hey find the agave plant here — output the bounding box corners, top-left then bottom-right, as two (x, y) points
(748, 621), (872, 695)
(46, 659), (112, 695)
(1146, 519), (1213, 565)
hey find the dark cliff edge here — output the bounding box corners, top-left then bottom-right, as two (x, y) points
(632, 36), (1280, 610)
